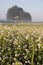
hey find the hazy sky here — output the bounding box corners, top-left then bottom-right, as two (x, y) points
(0, 0), (43, 21)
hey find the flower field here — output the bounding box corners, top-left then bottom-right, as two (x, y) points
(0, 23), (43, 65)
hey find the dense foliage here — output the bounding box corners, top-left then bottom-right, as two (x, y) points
(0, 23), (43, 65)
(7, 5), (32, 22)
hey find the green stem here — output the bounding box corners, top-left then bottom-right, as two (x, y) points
(31, 43), (35, 65)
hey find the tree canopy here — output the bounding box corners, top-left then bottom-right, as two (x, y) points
(7, 5), (32, 22)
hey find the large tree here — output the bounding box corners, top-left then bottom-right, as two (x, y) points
(7, 5), (32, 22)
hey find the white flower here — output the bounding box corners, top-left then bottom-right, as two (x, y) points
(15, 54), (18, 57)
(12, 63), (15, 65)
(14, 57), (16, 61)
(37, 62), (40, 65)
(35, 48), (37, 51)
(25, 49), (29, 53)
(25, 61), (27, 63)
(33, 30), (36, 34)
(24, 56), (27, 59)
(25, 34), (29, 40)
(18, 45), (20, 47)
(38, 43), (41, 49)
(27, 60), (30, 64)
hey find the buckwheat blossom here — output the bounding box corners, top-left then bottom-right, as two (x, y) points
(25, 34), (29, 40)
(15, 54), (18, 57)
(12, 63), (15, 65)
(0, 24), (43, 65)
(38, 43), (41, 49)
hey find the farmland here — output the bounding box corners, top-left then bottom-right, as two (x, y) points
(0, 23), (43, 65)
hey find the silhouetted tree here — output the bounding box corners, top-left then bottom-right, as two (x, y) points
(7, 5), (32, 22)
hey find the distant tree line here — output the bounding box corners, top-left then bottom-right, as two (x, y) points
(7, 5), (32, 22)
